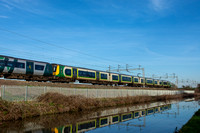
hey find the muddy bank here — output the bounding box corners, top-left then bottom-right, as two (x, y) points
(0, 92), (195, 122)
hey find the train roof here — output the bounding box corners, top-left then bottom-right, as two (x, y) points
(0, 55), (50, 64)
(52, 63), (134, 76)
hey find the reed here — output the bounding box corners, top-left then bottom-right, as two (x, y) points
(0, 92), (195, 121)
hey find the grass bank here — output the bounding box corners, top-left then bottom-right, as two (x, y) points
(0, 92), (195, 121)
(179, 109), (200, 133)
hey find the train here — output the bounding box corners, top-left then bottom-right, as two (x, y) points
(51, 104), (171, 133)
(0, 55), (173, 88)
(5, 103), (170, 133)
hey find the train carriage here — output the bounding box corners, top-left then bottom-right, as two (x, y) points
(52, 64), (98, 84)
(0, 55), (52, 81)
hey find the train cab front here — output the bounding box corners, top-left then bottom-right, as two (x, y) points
(52, 64), (60, 78)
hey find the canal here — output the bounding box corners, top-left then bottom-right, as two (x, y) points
(0, 99), (199, 133)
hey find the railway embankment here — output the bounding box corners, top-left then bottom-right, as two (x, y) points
(0, 92), (196, 122)
(0, 79), (177, 90)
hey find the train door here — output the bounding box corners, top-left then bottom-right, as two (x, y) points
(96, 71), (99, 81)
(73, 68), (77, 79)
(26, 61), (34, 75)
(44, 64), (53, 76)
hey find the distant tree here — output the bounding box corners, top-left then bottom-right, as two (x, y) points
(194, 84), (200, 93)
(198, 84), (200, 89)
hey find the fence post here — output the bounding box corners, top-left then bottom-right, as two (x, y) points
(25, 86), (28, 101)
(87, 88), (88, 98)
(60, 87), (62, 93)
(0, 85), (1, 98)
(1, 85), (5, 100)
(0, 85), (1, 99)
(44, 86), (46, 94)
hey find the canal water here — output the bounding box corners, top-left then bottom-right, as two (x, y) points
(0, 99), (199, 133)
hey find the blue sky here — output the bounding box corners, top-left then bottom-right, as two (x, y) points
(0, 0), (200, 87)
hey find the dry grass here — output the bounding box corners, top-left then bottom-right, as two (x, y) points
(0, 92), (195, 121)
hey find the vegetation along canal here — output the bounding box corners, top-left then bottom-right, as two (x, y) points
(0, 98), (199, 133)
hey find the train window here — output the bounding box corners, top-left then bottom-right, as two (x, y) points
(6, 61), (14, 67)
(0, 60), (5, 66)
(35, 65), (44, 71)
(112, 75), (118, 80)
(160, 82), (162, 85)
(65, 69), (71, 76)
(135, 112), (139, 117)
(147, 80), (153, 84)
(134, 78), (139, 82)
(46, 65), (50, 72)
(92, 72), (95, 78)
(78, 70), (95, 78)
(155, 81), (158, 84)
(141, 79), (144, 83)
(15, 62), (25, 68)
(122, 114), (132, 120)
(78, 121), (95, 130)
(101, 73), (107, 79)
(122, 76), (131, 82)
(148, 109), (154, 114)
(112, 116), (119, 122)
(100, 118), (108, 125)
(79, 71), (82, 75)
(163, 82), (167, 85)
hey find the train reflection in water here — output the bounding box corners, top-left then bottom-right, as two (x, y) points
(49, 104), (171, 133)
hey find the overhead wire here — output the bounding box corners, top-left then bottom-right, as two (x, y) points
(0, 27), (136, 65)
(0, 46), (108, 70)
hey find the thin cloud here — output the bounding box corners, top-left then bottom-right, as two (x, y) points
(0, 3), (12, 10)
(150, 0), (171, 12)
(0, 15), (9, 19)
(1, 0), (45, 15)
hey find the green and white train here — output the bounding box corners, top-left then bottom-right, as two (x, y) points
(0, 55), (172, 88)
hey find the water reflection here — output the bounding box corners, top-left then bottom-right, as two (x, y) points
(0, 99), (199, 133)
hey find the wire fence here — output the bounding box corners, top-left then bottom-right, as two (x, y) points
(0, 85), (195, 101)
